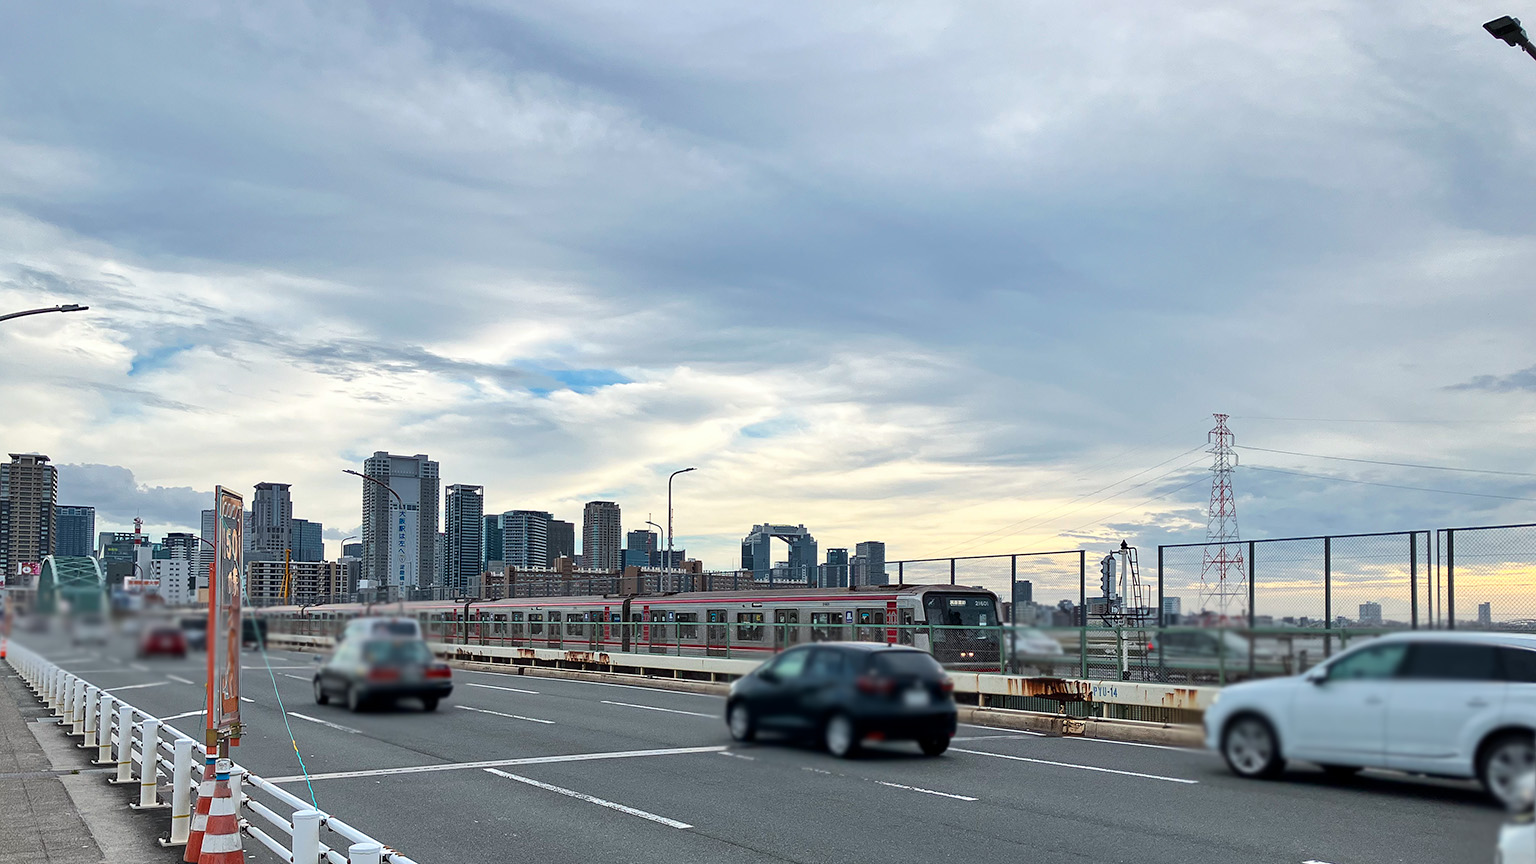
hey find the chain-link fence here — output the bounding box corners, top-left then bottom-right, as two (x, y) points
(1437, 522), (1536, 629)
(890, 551), (1085, 626)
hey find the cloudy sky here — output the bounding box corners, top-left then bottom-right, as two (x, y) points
(2, 1), (1534, 600)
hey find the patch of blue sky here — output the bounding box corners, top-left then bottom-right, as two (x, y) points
(127, 343), (195, 376)
(524, 366), (630, 397)
(740, 417), (799, 439)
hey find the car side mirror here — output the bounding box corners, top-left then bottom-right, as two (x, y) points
(1304, 667), (1327, 685)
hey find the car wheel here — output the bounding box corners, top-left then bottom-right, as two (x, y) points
(1222, 714), (1284, 779)
(1480, 732), (1536, 808)
(919, 736), (950, 757)
(1320, 764), (1361, 778)
(824, 713), (858, 759)
(313, 678), (329, 705)
(346, 685), (364, 713)
(727, 702), (756, 742)
(422, 697), (439, 712)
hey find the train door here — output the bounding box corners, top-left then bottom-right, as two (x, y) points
(547, 611), (562, 648)
(898, 606), (916, 646)
(706, 609), (728, 657)
(621, 598), (634, 652)
(885, 601), (899, 645)
(856, 608), (885, 642)
(773, 609), (800, 651)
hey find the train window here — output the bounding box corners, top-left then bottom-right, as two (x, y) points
(529, 613), (543, 636)
(676, 612), (698, 640)
(566, 614), (584, 637)
(736, 612), (765, 642)
(508, 612), (524, 638)
(649, 610), (669, 642)
(706, 609), (727, 644)
(899, 608), (915, 645)
(774, 609), (800, 644)
(810, 611), (843, 642)
(856, 608), (885, 642)
(492, 614), (507, 636)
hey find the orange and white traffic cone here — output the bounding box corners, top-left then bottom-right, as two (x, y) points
(198, 758), (244, 864)
(183, 754), (217, 863)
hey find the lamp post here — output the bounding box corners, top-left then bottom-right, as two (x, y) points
(0, 304), (88, 324)
(666, 468), (696, 589)
(645, 519), (664, 589)
(1485, 16), (1536, 62)
(343, 470), (405, 610)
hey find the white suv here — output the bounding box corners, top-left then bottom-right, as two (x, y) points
(1204, 631), (1536, 806)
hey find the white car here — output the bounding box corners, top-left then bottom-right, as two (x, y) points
(1204, 631), (1536, 807)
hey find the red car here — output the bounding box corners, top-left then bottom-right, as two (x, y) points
(138, 625), (188, 659)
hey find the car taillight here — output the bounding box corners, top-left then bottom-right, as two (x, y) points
(367, 667), (400, 682)
(425, 665), (451, 679)
(940, 678), (954, 694)
(856, 676), (894, 695)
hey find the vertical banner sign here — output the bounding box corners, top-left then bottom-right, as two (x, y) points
(210, 486), (244, 745)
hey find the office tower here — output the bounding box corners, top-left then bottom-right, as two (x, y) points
(1358, 602), (1383, 626)
(199, 509), (216, 577)
(97, 531), (115, 557)
(626, 529), (659, 567)
(1479, 602), (1493, 626)
(342, 541), (363, 559)
(291, 518), (324, 562)
(482, 514), (503, 571)
(825, 548), (849, 588)
(1, 453), (58, 577)
(361, 452), (440, 591)
(149, 558), (196, 606)
(161, 532), (199, 561)
(853, 541), (886, 586)
(503, 510), (551, 568)
(1162, 597), (1182, 623)
(582, 502), (622, 571)
(435, 532), (446, 586)
(1012, 580), (1033, 606)
(741, 524), (816, 582)
(250, 482), (293, 561)
(444, 485), (484, 594)
(53, 505), (95, 557)
(547, 519), (575, 565)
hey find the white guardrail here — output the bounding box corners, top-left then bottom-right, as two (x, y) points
(6, 643), (416, 864)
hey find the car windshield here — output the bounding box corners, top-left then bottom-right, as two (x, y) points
(362, 640), (433, 665)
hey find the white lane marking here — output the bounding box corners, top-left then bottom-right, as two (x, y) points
(876, 780), (978, 801)
(162, 709), (206, 721)
(484, 768), (693, 828)
(599, 700), (714, 718)
(801, 767), (834, 776)
(286, 712), (362, 734)
(166, 675), (195, 685)
(952, 735), (1030, 741)
(465, 682), (540, 695)
(1063, 737), (1212, 754)
(266, 746), (729, 784)
(283, 674), (310, 681)
(959, 723), (1044, 737)
(513, 675), (723, 698)
(717, 751), (756, 761)
(242, 665), (311, 670)
(1302, 860), (1339, 864)
(951, 748), (1199, 784)
(105, 682), (168, 692)
(240, 697), (255, 704)
(129, 663), (150, 671)
(455, 705), (555, 725)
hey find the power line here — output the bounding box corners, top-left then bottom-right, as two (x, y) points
(1032, 472), (1211, 551)
(1236, 445), (1536, 479)
(1230, 415), (1526, 425)
(1244, 464), (1536, 503)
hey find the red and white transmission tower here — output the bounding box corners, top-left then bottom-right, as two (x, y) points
(1198, 413), (1247, 621)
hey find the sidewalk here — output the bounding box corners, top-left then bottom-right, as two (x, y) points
(0, 662), (105, 864)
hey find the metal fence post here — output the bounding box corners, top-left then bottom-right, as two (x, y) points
(80, 685), (99, 746)
(1410, 532), (1418, 630)
(160, 737), (193, 846)
(1156, 546), (1164, 627)
(949, 559), (956, 586)
(1010, 556), (1017, 623)
(132, 718), (164, 809)
(1078, 551), (1087, 679)
(94, 693), (114, 764)
(292, 809), (322, 864)
(1324, 536), (1333, 656)
(1446, 528), (1456, 630)
(898, 561), (904, 587)
(109, 703), (134, 784)
(349, 842), (383, 864)
(1247, 540), (1256, 629)
(70, 679), (87, 735)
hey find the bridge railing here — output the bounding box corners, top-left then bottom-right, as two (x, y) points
(5, 642), (413, 864)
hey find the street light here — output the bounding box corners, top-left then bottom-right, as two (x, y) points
(666, 467), (696, 587)
(1485, 16), (1536, 62)
(343, 469), (405, 610)
(0, 304), (88, 324)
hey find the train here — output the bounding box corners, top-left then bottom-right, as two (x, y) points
(256, 583), (1003, 669)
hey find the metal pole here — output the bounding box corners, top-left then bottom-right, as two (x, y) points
(1010, 555), (1017, 623)
(110, 703), (134, 783)
(161, 737), (194, 846)
(1410, 532), (1418, 630)
(1247, 540), (1256, 629)
(1078, 551), (1087, 679)
(132, 718), (163, 809)
(1324, 536), (1332, 657)
(0, 304), (88, 323)
(1446, 528), (1456, 630)
(292, 809), (322, 864)
(898, 561), (904, 587)
(949, 558), (956, 586)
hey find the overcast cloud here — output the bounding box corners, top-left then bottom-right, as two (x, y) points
(2, 1), (1534, 580)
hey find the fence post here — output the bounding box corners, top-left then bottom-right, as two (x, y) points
(1410, 532), (1419, 630)
(1010, 556), (1017, 623)
(160, 737), (194, 846)
(349, 842), (383, 864)
(132, 718), (164, 809)
(1156, 547), (1164, 628)
(1324, 536), (1333, 657)
(80, 685), (99, 746)
(292, 809), (322, 864)
(898, 561), (904, 587)
(109, 703), (134, 784)
(1446, 529), (1456, 630)
(71, 681), (88, 735)
(1078, 551), (1087, 679)
(94, 693), (114, 764)
(949, 559), (956, 586)
(1247, 540), (1256, 630)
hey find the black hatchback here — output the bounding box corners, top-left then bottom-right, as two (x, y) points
(725, 643), (957, 758)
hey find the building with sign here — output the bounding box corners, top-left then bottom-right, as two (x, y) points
(54, 505), (95, 557)
(361, 452), (440, 592)
(1, 453), (58, 581)
(582, 502), (622, 571)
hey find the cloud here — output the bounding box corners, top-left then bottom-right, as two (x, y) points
(1448, 364), (1536, 393)
(55, 464), (209, 533)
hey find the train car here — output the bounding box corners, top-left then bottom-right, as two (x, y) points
(259, 584), (1003, 670)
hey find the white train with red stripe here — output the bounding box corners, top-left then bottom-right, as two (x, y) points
(259, 584), (1002, 669)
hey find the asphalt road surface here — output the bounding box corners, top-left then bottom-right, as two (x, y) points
(14, 628), (1503, 864)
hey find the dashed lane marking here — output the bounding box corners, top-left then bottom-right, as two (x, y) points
(282, 674), (309, 681)
(484, 768), (693, 829)
(240, 697), (255, 703)
(717, 751), (756, 761)
(465, 682), (540, 695)
(952, 735), (1030, 741)
(166, 675), (195, 685)
(129, 663), (150, 671)
(951, 747), (1200, 784)
(104, 682), (168, 692)
(599, 700), (714, 718)
(265, 745), (729, 784)
(161, 710), (206, 721)
(875, 780), (978, 801)
(455, 705), (555, 725)
(959, 723), (1044, 737)
(286, 712), (362, 734)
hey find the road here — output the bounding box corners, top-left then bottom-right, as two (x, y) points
(14, 628), (1502, 864)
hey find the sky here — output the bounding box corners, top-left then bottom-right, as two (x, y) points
(2, 1), (1535, 609)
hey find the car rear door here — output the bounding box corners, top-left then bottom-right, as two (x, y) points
(1386, 641), (1504, 774)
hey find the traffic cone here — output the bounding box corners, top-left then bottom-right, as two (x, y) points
(183, 755), (217, 863)
(198, 758), (244, 864)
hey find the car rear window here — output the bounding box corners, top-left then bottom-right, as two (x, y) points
(362, 640), (433, 665)
(373, 620), (419, 637)
(870, 651), (944, 678)
(1500, 647), (1536, 683)
(1399, 643), (1500, 682)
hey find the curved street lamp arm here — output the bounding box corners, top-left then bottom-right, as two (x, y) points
(0, 304), (88, 324)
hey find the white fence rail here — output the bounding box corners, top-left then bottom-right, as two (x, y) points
(6, 642), (415, 864)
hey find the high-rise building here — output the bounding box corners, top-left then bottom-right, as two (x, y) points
(1479, 602), (1493, 626)
(250, 482), (293, 562)
(444, 485), (484, 594)
(482, 514), (503, 571)
(1358, 602), (1383, 626)
(435, 532), (447, 586)
(149, 558), (197, 606)
(199, 509), (217, 578)
(1, 453), (58, 578)
(1012, 580), (1033, 606)
(503, 510), (551, 568)
(342, 541), (362, 559)
(1162, 596), (1183, 623)
(626, 529), (659, 567)
(54, 505), (95, 557)
(742, 524), (816, 582)
(582, 502), (622, 572)
(291, 519), (324, 562)
(361, 452), (440, 592)
(547, 519), (575, 565)
(824, 548), (849, 588)
(161, 532), (199, 561)
(852, 541), (886, 586)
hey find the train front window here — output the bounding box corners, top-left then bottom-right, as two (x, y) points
(924, 595), (998, 629)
